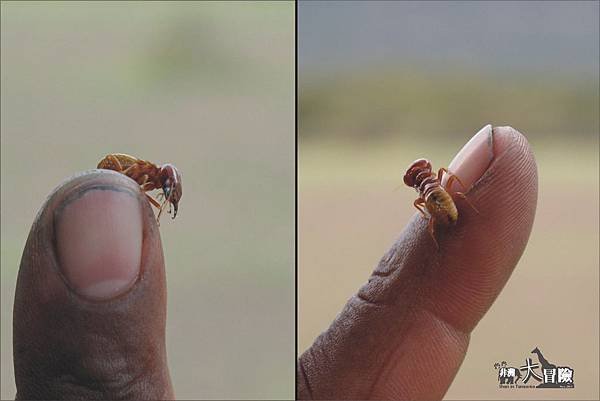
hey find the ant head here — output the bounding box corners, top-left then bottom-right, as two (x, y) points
(403, 158), (431, 187)
(159, 164), (182, 218)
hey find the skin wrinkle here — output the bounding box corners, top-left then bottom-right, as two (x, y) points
(362, 260), (450, 399)
(78, 328), (150, 394)
(358, 215), (437, 306)
(298, 360), (314, 399)
(364, 296), (423, 399)
(355, 291), (387, 307)
(298, 126), (538, 400)
(372, 308), (470, 400)
(332, 223), (438, 398)
(13, 171), (173, 400)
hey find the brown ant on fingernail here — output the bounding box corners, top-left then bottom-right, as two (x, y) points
(403, 158), (478, 248)
(97, 153), (182, 224)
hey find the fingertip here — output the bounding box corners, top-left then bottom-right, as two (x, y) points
(14, 170), (171, 399)
(490, 125), (538, 180)
(361, 124), (539, 330)
(442, 124), (494, 192)
(426, 125), (538, 331)
(45, 170), (162, 299)
(297, 125), (539, 401)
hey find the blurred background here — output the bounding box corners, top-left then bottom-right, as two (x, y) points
(299, 1), (598, 400)
(1, 2), (293, 399)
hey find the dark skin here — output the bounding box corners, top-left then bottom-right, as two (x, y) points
(13, 126), (536, 400)
(298, 126), (538, 400)
(13, 171), (174, 400)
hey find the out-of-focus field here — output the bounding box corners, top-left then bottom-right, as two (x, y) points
(299, 67), (599, 399)
(1, 3), (294, 399)
(299, 138), (599, 400)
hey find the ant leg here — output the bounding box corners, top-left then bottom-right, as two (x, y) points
(145, 194), (161, 209)
(145, 194), (166, 226)
(122, 163), (141, 178)
(156, 198), (169, 223)
(455, 192), (480, 214)
(141, 182), (154, 192)
(440, 168), (469, 192)
(413, 198), (427, 218)
(440, 168), (479, 214)
(427, 216), (439, 249)
(437, 167), (447, 181)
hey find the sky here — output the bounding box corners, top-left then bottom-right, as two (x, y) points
(299, 1), (599, 79)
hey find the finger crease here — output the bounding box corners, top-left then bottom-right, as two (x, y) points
(298, 359), (314, 399)
(355, 291), (388, 308)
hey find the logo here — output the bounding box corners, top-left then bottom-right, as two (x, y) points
(494, 347), (574, 389)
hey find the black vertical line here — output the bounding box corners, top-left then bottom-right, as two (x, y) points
(294, 0), (299, 400)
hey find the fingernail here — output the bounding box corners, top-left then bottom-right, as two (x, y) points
(55, 187), (143, 300)
(441, 124), (494, 192)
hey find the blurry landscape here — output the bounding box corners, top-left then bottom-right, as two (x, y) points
(1, 2), (293, 399)
(299, 2), (598, 400)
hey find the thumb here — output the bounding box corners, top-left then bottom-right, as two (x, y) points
(298, 125), (538, 400)
(13, 170), (173, 400)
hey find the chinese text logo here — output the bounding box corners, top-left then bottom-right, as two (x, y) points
(494, 347), (574, 389)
